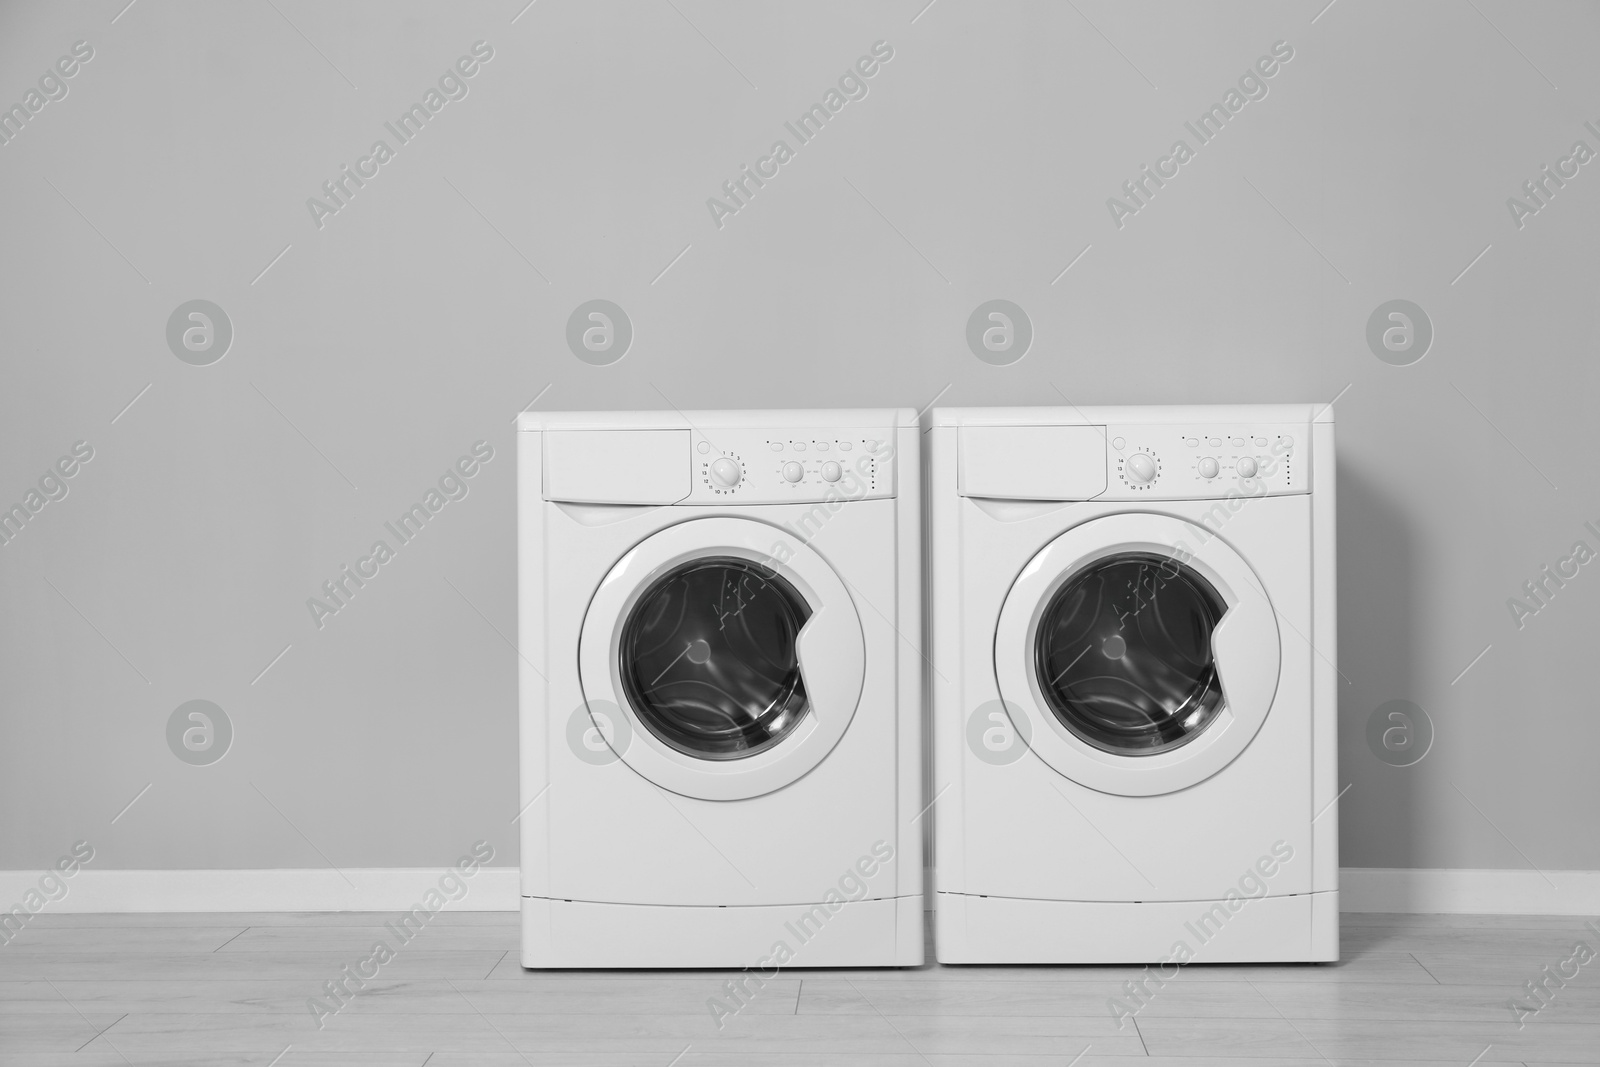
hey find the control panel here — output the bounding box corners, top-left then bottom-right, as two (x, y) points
(688, 429), (896, 503)
(1103, 423), (1307, 499)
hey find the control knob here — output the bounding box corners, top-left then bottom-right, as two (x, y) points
(782, 461), (804, 483)
(1237, 457), (1259, 479)
(1198, 457), (1219, 479)
(709, 458), (742, 488)
(821, 460), (841, 483)
(1125, 453), (1158, 484)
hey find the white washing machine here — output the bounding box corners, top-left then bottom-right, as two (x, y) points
(928, 405), (1338, 963)
(518, 410), (923, 968)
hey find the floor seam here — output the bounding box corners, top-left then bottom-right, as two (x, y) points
(484, 948), (508, 980)
(1130, 1012), (1150, 1056)
(794, 977), (803, 1015)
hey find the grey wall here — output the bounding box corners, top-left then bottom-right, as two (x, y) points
(2, 1), (1596, 876)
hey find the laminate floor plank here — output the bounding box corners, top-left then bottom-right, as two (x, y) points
(1140, 1013), (1600, 1062)
(1279, 1017), (1599, 1063)
(447, 976), (803, 1015)
(0, 1012), (126, 1053)
(0, 950), (507, 982)
(797, 976), (1281, 1019)
(870, 1012), (1145, 1056)
(421, 1058), (1534, 1067)
(19, 911), (514, 929)
(475, 1011), (926, 1055)
(1410, 948), (1597, 987)
(217, 924), (513, 953)
(0, 925), (247, 953)
(0, 978), (450, 1015)
(1255, 976), (1600, 1022)
(422, 1056), (939, 1067)
(0, 1055), (425, 1067)
(0, 976), (797, 1017)
(82, 1010), (513, 1054)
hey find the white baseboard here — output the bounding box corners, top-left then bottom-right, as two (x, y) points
(1340, 867), (1600, 915)
(0, 867), (522, 913)
(3, 867), (1598, 915)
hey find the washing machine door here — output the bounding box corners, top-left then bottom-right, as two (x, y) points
(993, 512), (1281, 797)
(578, 517), (866, 800)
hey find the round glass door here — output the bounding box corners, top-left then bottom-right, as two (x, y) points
(1035, 551), (1228, 755)
(578, 516), (866, 801)
(619, 556), (812, 760)
(992, 513), (1282, 797)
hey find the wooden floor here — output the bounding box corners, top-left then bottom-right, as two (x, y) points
(1, 911), (1595, 1065)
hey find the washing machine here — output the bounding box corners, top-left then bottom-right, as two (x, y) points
(928, 405), (1337, 963)
(518, 410), (923, 968)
